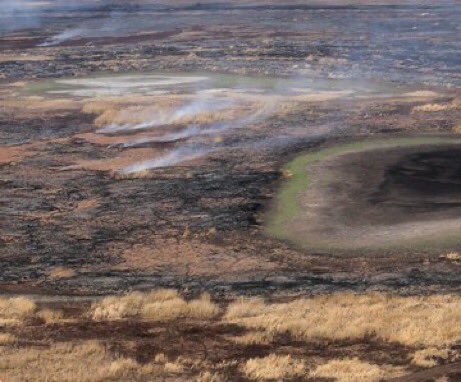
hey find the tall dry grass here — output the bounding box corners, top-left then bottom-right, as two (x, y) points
(413, 98), (461, 112)
(37, 308), (65, 324)
(311, 358), (403, 382)
(196, 371), (226, 382)
(411, 347), (451, 368)
(229, 330), (274, 345)
(91, 289), (220, 321)
(0, 341), (188, 381)
(0, 297), (36, 325)
(242, 354), (305, 380)
(83, 96), (242, 128)
(224, 293), (461, 347)
(0, 333), (16, 345)
(0, 341), (110, 382)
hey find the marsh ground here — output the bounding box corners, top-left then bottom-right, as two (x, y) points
(267, 138), (461, 254)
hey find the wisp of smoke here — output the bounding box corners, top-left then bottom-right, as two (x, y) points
(38, 28), (84, 47)
(114, 93), (281, 172)
(119, 125), (203, 147)
(117, 94), (279, 148)
(98, 98), (234, 133)
(120, 146), (212, 174)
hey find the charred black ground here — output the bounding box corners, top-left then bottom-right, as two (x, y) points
(374, 148), (461, 210)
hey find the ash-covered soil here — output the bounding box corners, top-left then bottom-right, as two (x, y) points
(0, 1), (460, 297)
(1, 2), (461, 382)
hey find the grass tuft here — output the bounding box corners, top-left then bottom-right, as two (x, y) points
(91, 289), (220, 321)
(242, 354), (305, 380)
(0, 297), (36, 325)
(311, 358), (403, 382)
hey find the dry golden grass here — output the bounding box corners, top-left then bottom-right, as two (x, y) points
(0, 341), (109, 382)
(82, 96), (180, 116)
(0, 333), (16, 345)
(48, 267), (76, 279)
(0, 297), (36, 325)
(139, 296), (190, 321)
(242, 354), (305, 380)
(412, 347), (450, 368)
(185, 293), (220, 319)
(443, 252), (461, 261)
(163, 361), (185, 373)
(37, 308), (65, 324)
(413, 98), (461, 112)
(196, 371), (226, 382)
(0, 54), (54, 62)
(83, 96), (182, 127)
(92, 104), (240, 128)
(82, 93), (270, 130)
(229, 330), (274, 345)
(3, 291), (461, 381)
(105, 358), (139, 378)
(311, 358), (403, 382)
(4, 97), (79, 111)
(91, 292), (144, 320)
(224, 293), (461, 346)
(110, 169), (152, 180)
(0, 341), (181, 381)
(91, 289), (219, 321)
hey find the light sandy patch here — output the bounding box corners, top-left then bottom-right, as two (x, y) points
(61, 148), (161, 172)
(403, 90), (440, 98)
(74, 132), (141, 146)
(0, 145), (35, 165)
(74, 131), (179, 146)
(0, 54), (54, 63)
(3, 97), (80, 111)
(290, 89), (353, 102)
(10, 81), (28, 87)
(24, 1), (52, 8)
(74, 198), (101, 212)
(114, 240), (279, 276)
(47, 267), (76, 280)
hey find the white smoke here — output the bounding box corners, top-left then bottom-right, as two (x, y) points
(116, 95), (280, 173)
(98, 98), (234, 133)
(38, 28), (84, 46)
(119, 125), (203, 147)
(120, 146), (212, 174)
